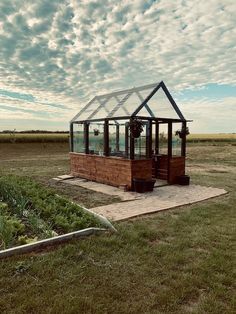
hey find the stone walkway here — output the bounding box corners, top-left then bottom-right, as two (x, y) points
(91, 184), (227, 221)
(53, 176), (227, 222)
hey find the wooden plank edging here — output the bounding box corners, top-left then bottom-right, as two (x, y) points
(0, 227), (106, 259)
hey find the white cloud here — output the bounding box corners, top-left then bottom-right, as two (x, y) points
(0, 0), (235, 131)
(179, 96), (236, 133)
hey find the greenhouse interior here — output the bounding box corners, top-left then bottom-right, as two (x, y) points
(69, 81), (191, 191)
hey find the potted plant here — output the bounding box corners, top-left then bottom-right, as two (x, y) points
(93, 128), (100, 136)
(128, 118), (144, 138)
(175, 126), (190, 139)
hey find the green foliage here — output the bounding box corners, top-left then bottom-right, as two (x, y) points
(0, 215), (14, 249)
(0, 201), (27, 249)
(17, 235), (38, 245)
(8, 217), (25, 235)
(0, 175), (102, 249)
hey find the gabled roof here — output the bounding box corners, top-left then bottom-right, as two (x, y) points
(71, 81), (185, 122)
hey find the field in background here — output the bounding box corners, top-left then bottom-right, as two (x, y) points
(0, 141), (235, 313)
(0, 133), (69, 143)
(0, 132), (235, 143)
(187, 133), (236, 143)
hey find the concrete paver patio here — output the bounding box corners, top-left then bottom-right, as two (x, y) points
(91, 184), (227, 221)
(53, 176), (227, 222)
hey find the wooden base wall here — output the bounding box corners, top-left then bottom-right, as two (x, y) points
(70, 153), (152, 190)
(169, 156), (185, 183)
(153, 155), (185, 184)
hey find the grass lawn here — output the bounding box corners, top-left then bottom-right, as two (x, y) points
(0, 142), (235, 313)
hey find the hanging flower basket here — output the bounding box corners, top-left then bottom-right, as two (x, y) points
(93, 129), (100, 136)
(128, 118), (144, 138)
(175, 126), (190, 139)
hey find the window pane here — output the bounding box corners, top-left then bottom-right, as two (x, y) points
(109, 120), (128, 158)
(89, 122), (104, 155)
(73, 123), (84, 153)
(146, 88), (179, 119)
(159, 124), (168, 155)
(134, 122), (147, 159)
(172, 123), (182, 156)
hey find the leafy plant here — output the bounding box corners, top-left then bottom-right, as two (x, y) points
(17, 235), (38, 245)
(159, 132), (167, 143)
(0, 215), (14, 249)
(0, 175), (102, 249)
(175, 126), (190, 138)
(93, 129), (100, 136)
(127, 118), (144, 138)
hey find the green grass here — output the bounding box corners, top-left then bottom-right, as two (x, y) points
(0, 141), (235, 313)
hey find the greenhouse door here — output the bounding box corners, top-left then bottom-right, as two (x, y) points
(152, 122), (168, 180)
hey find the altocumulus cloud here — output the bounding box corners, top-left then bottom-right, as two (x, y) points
(0, 0), (235, 131)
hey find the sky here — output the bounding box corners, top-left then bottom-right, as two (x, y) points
(0, 0), (235, 133)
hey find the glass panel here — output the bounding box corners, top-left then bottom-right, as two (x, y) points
(134, 122), (147, 159)
(109, 121), (128, 158)
(137, 105), (152, 117)
(76, 98), (98, 121)
(115, 92), (142, 117)
(102, 96), (119, 116)
(119, 123), (128, 157)
(108, 124), (117, 155)
(88, 122), (104, 155)
(146, 88), (179, 119)
(159, 124), (168, 155)
(172, 122), (182, 156)
(89, 104), (108, 120)
(73, 123), (84, 153)
(108, 94), (130, 117)
(138, 88), (154, 101)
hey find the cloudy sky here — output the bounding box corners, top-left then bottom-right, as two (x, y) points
(0, 0), (235, 133)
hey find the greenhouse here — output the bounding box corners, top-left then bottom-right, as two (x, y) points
(69, 81), (191, 191)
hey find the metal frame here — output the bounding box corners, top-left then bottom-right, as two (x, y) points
(71, 81), (187, 123)
(72, 116), (191, 124)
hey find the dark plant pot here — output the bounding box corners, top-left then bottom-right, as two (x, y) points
(145, 179), (156, 192)
(133, 178), (146, 193)
(177, 175), (190, 185)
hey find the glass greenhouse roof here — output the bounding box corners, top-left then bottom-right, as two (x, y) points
(71, 81), (186, 122)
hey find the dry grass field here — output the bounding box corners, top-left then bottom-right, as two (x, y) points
(0, 140), (235, 313)
(0, 133), (69, 143)
(0, 132), (235, 143)
(188, 133), (236, 139)
(187, 133), (236, 143)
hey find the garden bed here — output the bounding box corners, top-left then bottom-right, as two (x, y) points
(0, 175), (103, 250)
